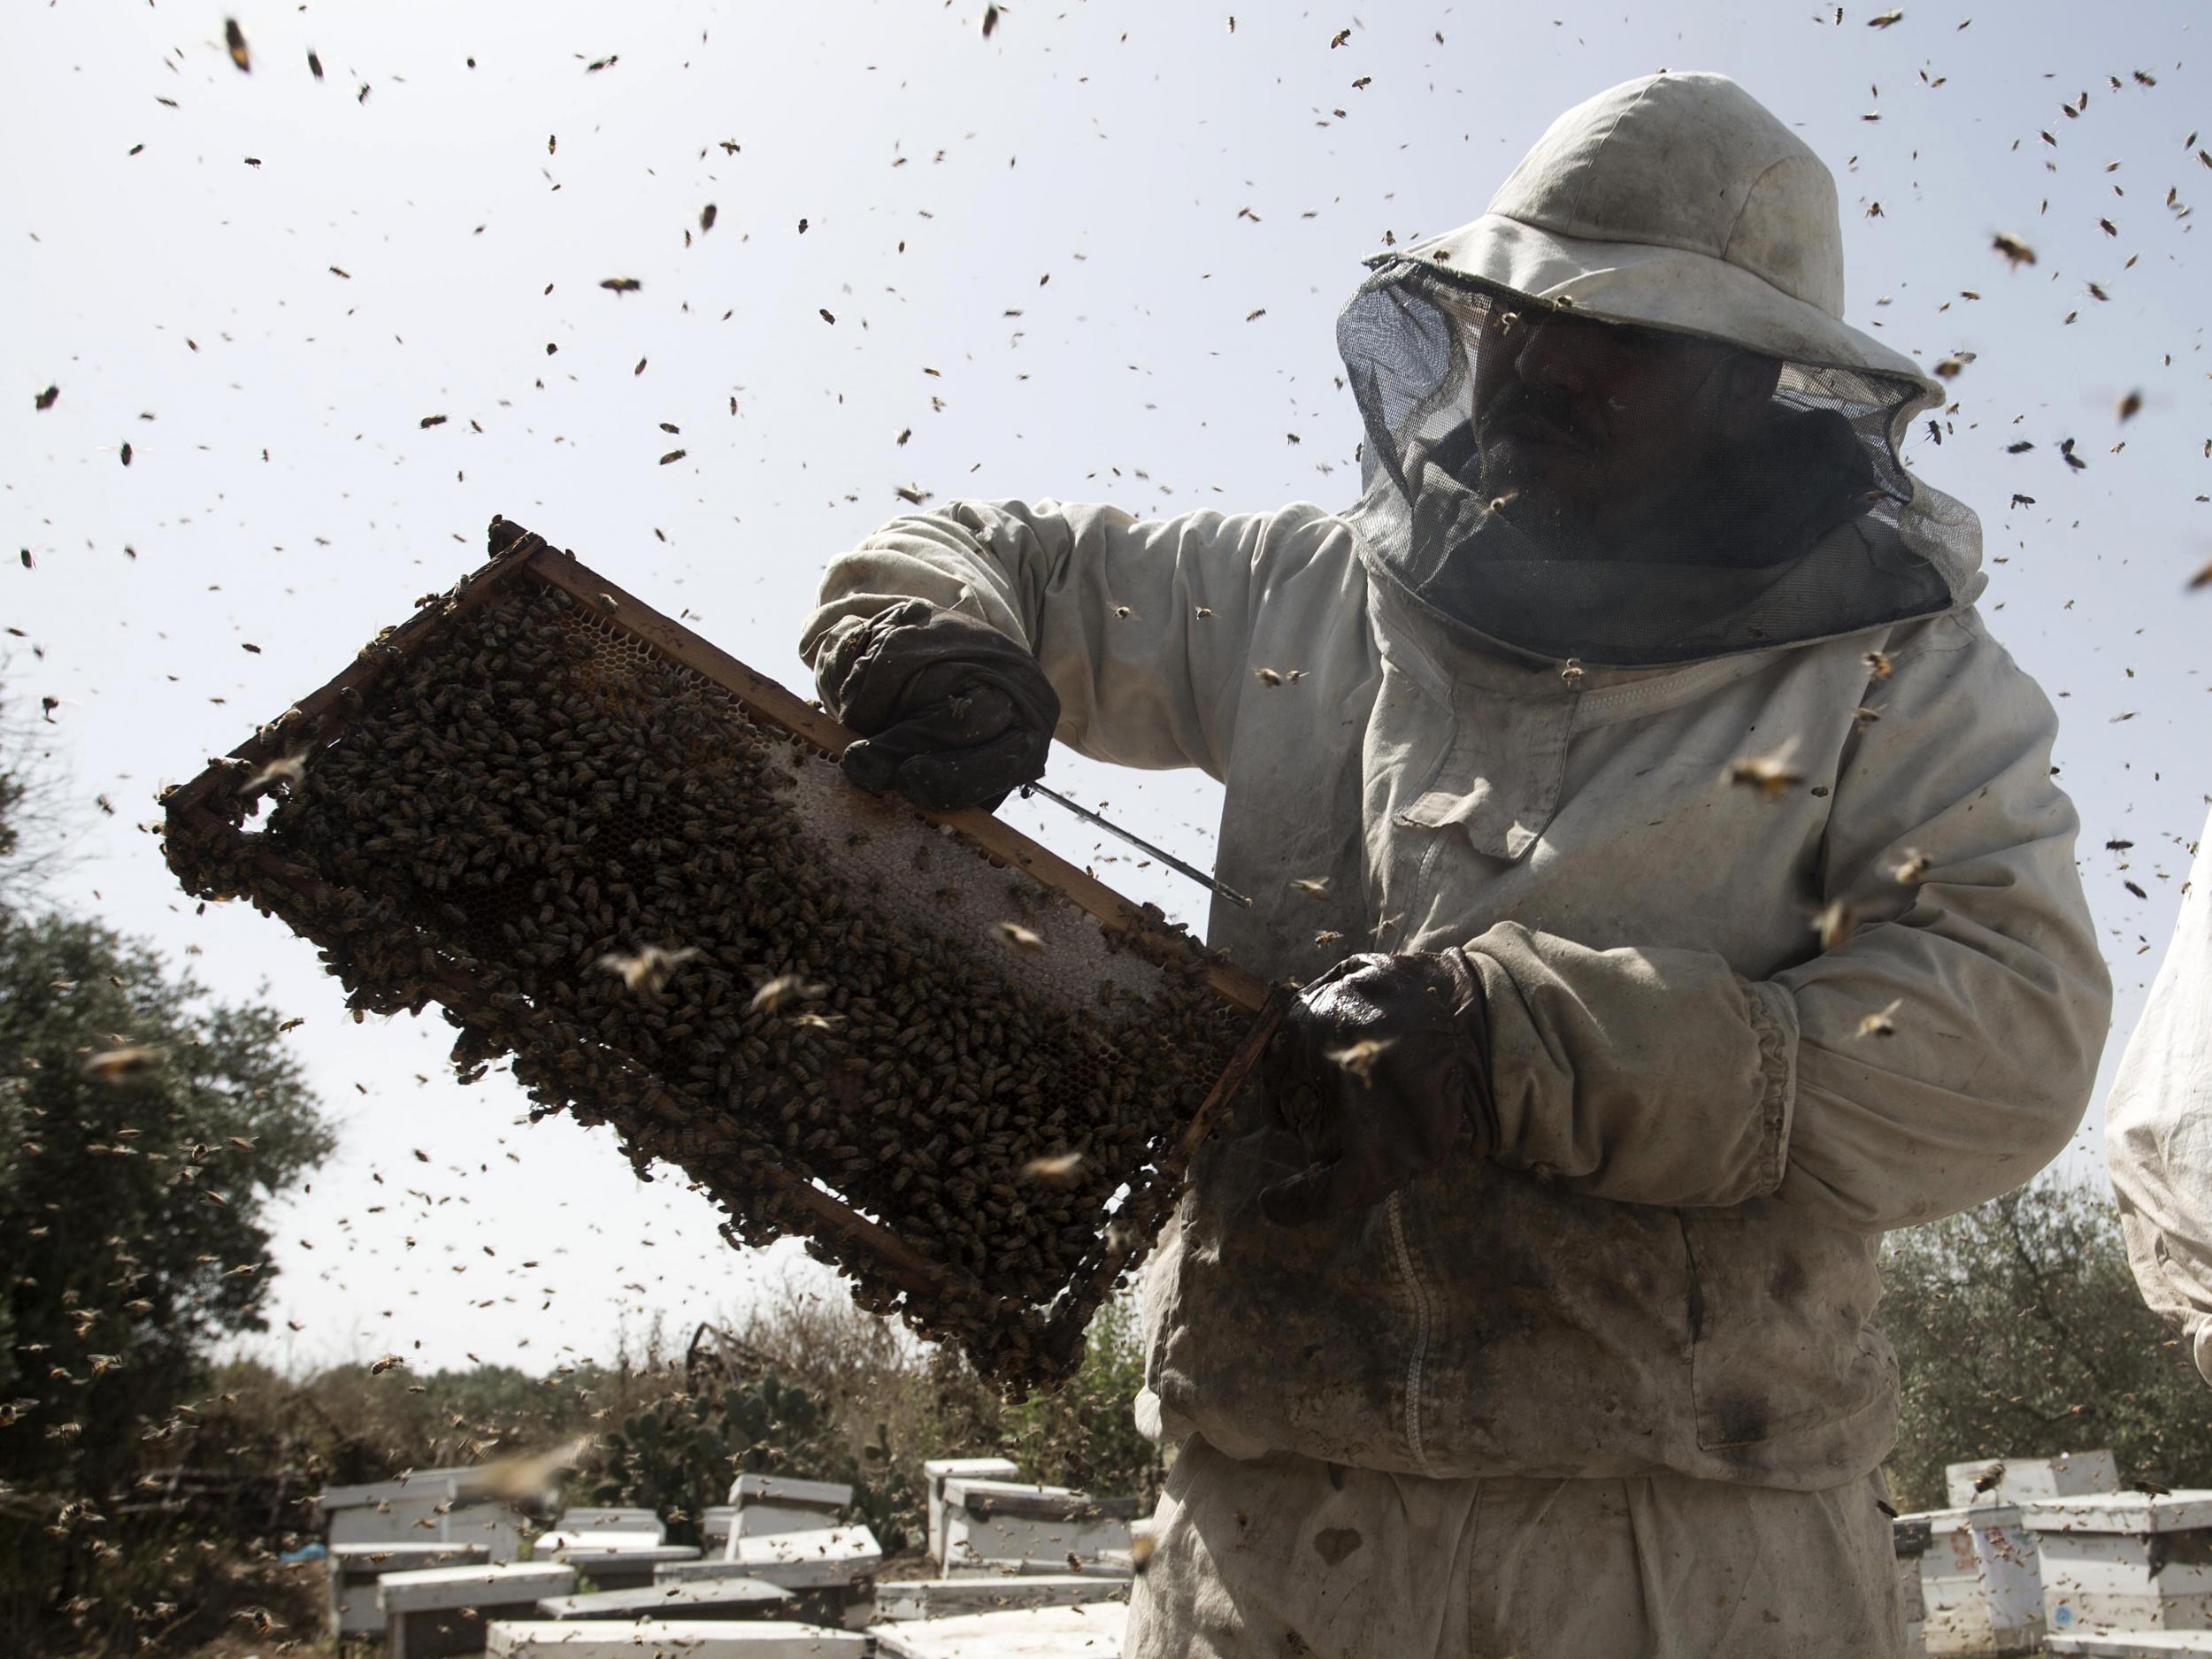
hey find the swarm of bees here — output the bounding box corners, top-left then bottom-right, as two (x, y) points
(161, 559), (1251, 1390)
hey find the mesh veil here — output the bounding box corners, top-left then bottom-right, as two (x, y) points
(1337, 260), (1969, 667)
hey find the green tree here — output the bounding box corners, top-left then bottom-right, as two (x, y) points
(0, 913), (334, 1496)
(924, 1294), (1164, 1505)
(1880, 1174), (2212, 1509)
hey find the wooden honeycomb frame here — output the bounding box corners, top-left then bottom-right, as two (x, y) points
(159, 516), (1285, 1384)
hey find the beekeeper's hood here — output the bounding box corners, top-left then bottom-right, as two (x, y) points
(1340, 71), (1983, 667)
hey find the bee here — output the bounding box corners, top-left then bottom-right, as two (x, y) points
(1810, 900), (1856, 952)
(599, 277), (641, 295)
(1254, 667), (1284, 687)
(2116, 389), (2143, 422)
(1113, 605), (1133, 620)
(239, 749), (311, 797)
(1852, 705), (1883, 727)
(1288, 876), (1330, 901)
(790, 1011), (845, 1032)
(995, 921), (1045, 954)
(1863, 649), (1894, 680)
(1932, 353), (1975, 380)
(1892, 849), (1934, 884)
(1194, 606), (1214, 618)
(597, 945), (702, 998)
(1325, 1037), (1393, 1087)
(1992, 233), (2038, 269)
(1314, 929), (1344, 948)
(1559, 657), (1585, 687)
(224, 16), (250, 72)
(1725, 739), (1804, 801)
(1329, 27), (1350, 47)
(80, 1045), (164, 1082)
(369, 1354), (408, 1376)
(1019, 1151), (1085, 1187)
(1855, 999), (1903, 1040)
(746, 972), (825, 1013)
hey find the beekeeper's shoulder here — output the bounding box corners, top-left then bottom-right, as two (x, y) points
(1869, 603), (2054, 726)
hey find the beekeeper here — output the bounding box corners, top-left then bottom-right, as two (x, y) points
(803, 72), (2111, 1658)
(2108, 806), (2212, 1387)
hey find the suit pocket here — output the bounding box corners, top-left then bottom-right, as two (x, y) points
(1681, 1207), (1889, 1455)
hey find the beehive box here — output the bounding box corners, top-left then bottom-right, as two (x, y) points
(160, 516), (1281, 1391)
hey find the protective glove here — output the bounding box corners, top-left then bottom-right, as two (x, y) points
(1258, 950), (1497, 1229)
(813, 599), (1061, 813)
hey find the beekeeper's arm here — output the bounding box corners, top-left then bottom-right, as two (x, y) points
(1474, 612), (2109, 1230)
(803, 499), (1344, 802)
(1267, 611), (2112, 1234)
(2107, 809), (2212, 1384)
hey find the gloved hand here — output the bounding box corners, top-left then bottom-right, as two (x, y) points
(1259, 950), (1496, 1228)
(813, 599), (1061, 813)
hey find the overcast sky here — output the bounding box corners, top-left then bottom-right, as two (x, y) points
(4, 0), (2205, 1377)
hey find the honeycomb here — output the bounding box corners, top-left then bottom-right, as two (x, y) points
(162, 552), (1256, 1390)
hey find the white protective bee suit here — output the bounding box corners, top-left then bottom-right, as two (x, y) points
(2108, 805), (2212, 1386)
(803, 72), (2110, 1659)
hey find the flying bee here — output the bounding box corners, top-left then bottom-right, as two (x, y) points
(1254, 668), (1284, 687)
(1855, 998), (1903, 1040)
(1560, 657), (1586, 688)
(596, 945), (701, 998)
(1810, 899), (1856, 952)
(995, 921), (1045, 954)
(1314, 929), (1344, 948)
(1288, 877), (1330, 901)
(1725, 738), (1804, 801)
(239, 749), (311, 797)
(1852, 705), (1883, 727)
(1863, 649), (1894, 680)
(747, 972), (825, 1013)
(1992, 233), (2038, 269)
(80, 1045), (165, 1082)
(1019, 1150), (1085, 1187)
(790, 1011), (845, 1032)
(1892, 848), (1934, 884)
(1325, 1037), (1394, 1087)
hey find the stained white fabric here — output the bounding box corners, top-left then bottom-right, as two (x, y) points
(1123, 1435), (1902, 1659)
(802, 494), (2109, 1489)
(2108, 806), (2212, 1385)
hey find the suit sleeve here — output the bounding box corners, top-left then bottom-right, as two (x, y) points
(1460, 611), (2113, 1230)
(801, 498), (1342, 781)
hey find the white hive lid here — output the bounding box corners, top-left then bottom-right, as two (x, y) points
(2020, 1491), (2212, 1535)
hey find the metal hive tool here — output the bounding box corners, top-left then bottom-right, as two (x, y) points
(159, 517), (1284, 1391)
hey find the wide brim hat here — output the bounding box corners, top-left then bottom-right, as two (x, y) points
(1371, 73), (1941, 410)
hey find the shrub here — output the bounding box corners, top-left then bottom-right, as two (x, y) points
(1880, 1173), (2212, 1509)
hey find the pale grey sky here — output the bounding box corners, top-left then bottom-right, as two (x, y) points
(4, 0), (2204, 1374)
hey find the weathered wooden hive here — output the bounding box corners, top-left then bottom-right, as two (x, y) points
(160, 517), (1280, 1390)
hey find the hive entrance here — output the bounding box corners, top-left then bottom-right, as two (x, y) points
(161, 518), (1278, 1390)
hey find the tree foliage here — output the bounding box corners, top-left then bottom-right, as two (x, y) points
(1881, 1174), (2212, 1509)
(0, 914), (334, 1498)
